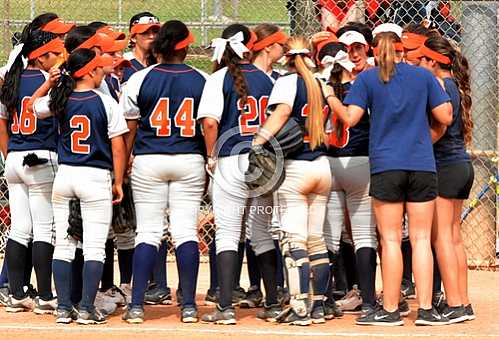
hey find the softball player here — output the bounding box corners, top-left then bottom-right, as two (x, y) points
(237, 23), (288, 314)
(318, 32), (378, 314)
(330, 28), (452, 326)
(413, 35), (474, 322)
(122, 12), (160, 83)
(0, 30), (65, 314)
(197, 23), (273, 324)
(35, 48), (127, 324)
(120, 20), (206, 324)
(253, 36), (333, 326)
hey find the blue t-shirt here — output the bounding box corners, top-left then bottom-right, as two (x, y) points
(327, 82), (369, 158)
(197, 64), (274, 157)
(268, 73), (327, 161)
(121, 63), (206, 156)
(58, 90), (127, 170)
(122, 58), (145, 83)
(433, 77), (470, 167)
(7, 69), (58, 152)
(344, 62), (450, 174)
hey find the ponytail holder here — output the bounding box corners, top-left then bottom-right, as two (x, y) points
(286, 48), (311, 57)
(175, 31), (195, 50)
(210, 31), (249, 63)
(320, 50), (355, 79)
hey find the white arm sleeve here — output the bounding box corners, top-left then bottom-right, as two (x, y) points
(33, 95), (54, 119)
(119, 66), (153, 120)
(197, 67), (228, 123)
(268, 74), (298, 108)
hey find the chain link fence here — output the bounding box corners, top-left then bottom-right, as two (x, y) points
(0, 1), (496, 270)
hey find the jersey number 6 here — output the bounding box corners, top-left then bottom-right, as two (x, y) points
(11, 97), (37, 135)
(150, 97), (195, 137)
(70, 115), (91, 154)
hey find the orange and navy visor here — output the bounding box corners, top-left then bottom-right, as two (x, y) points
(41, 18), (75, 34)
(130, 16), (161, 35)
(252, 30), (288, 52)
(406, 45), (451, 65)
(113, 57), (132, 68)
(97, 26), (127, 40)
(28, 38), (66, 60)
(76, 32), (114, 51)
(73, 54), (113, 78)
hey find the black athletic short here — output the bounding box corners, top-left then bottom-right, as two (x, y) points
(369, 170), (438, 202)
(437, 162), (474, 199)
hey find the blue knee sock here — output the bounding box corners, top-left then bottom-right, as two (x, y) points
(0, 259), (8, 287)
(52, 259), (73, 311)
(310, 253), (330, 308)
(208, 240), (218, 292)
(274, 240), (285, 287)
(245, 239), (261, 289)
(80, 261), (104, 312)
(176, 241), (199, 308)
(152, 240), (167, 289)
(132, 243), (158, 307)
(71, 248), (84, 305)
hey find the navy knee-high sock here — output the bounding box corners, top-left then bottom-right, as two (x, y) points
(432, 247), (442, 294)
(401, 239), (413, 284)
(340, 241), (358, 290)
(100, 239), (115, 291)
(274, 240), (285, 287)
(71, 248), (84, 305)
(32, 241), (54, 300)
(152, 240), (167, 289)
(326, 250), (338, 301)
(118, 248), (134, 284)
(52, 259), (73, 311)
(0, 259), (8, 287)
(80, 261), (104, 311)
(245, 240), (260, 289)
(176, 241), (199, 308)
(356, 247), (377, 307)
(208, 240), (218, 292)
(256, 249), (278, 305)
(311, 254), (330, 309)
(233, 242), (245, 289)
(132, 243), (158, 307)
(5, 239), (27, 299)
(217, 251), (238, 308)
(24, 241), (33, 287)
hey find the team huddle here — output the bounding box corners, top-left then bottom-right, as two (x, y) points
(0, 10), (475, 328)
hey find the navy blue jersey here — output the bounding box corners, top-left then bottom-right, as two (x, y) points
(270, 70), (281, 81)
(121, 63), (206, 156)
(58, 90), (128, 170)
(327, 82), (369, 157)
(268, 73), (327, 161)
(198, 64), (274, 157)
(105, 75), (120, 102)
(122, 58), (145, 83)
(2, 69), (58, 152)
(344, 62), (450, 174)
(433, 77), (470, 167)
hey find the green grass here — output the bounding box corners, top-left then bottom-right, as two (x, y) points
(0, 0), (291, 70)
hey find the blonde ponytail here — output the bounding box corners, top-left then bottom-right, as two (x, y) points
(374, 32), (399, 83)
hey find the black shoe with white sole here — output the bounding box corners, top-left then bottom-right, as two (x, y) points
(256, 304), (282, 322)
(201, 305), (236, 325)
(441, 305), (467, 324)
(464, 304), (475, 321)
(414, 307), (450, 326)
(56, 307), (78, 324)
(356, 307), (404, 326)
(398, 299), (410, 317)
(181, 306), (198, 323)
(76, 309), (107, 325)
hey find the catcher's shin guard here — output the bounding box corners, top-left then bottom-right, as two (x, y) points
(280, 233), (309, 316)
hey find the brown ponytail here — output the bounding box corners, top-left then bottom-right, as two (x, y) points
(374, 32), (400, 83)
(286, 36), (327, 150)
(213, 24), (253, 106)
(424, 36), (473, 145)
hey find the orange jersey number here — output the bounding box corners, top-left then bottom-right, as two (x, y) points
(238, 96), (269, 136)
(328, 112), (350, 148)
(11, 97), (37, 135)
(150, 97), (195, 137)
(70, 115), (91, 154)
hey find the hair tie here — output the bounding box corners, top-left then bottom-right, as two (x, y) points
(210, 31), (249, 63)
(320, 50), (355, 78)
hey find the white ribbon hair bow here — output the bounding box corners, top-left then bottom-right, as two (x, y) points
(6, 43), (27, 73)
(211, 31), (249, 63)
(320, 50), (355, 79)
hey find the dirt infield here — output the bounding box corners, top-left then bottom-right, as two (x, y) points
(0, 263), (498, 340)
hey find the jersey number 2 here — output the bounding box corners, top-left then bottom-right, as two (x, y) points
(150, 98), (195, 137)
(11, 97), (37, 135)
(238, 96), (269, 136)
(70, 115), (91, 154)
